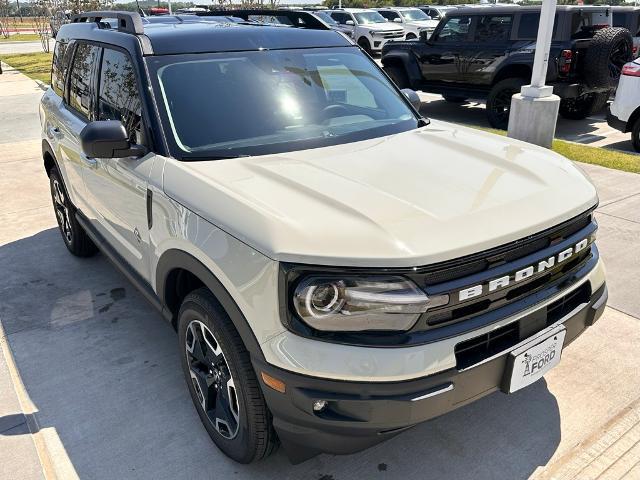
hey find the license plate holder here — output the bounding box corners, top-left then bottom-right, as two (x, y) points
(502, 325), (566, 394)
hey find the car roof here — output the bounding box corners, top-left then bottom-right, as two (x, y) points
(57, 14), (352, 55)
(341, 8), (376, 13)
(452, 5), (611, 15)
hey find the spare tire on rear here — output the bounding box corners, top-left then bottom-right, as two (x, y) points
(584, 27), (633, 88)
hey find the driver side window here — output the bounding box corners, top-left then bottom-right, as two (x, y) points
(436, 16), (472, 42)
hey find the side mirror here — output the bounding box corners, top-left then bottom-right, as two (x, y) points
(345, 19), (354, 26)
(419, 30), (430, 42)
(80, 120), (146, 159)
(393, 17), (402, 23)
(401, 88), (421, 110)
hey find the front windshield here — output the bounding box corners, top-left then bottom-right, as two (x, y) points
(149, 47), (418, 159)
(400, 9), (429, 21)
(314, 11), (337, 25)
(354, 11), (387, 25)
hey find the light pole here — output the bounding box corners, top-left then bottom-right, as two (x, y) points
(507, 0), (560, 148)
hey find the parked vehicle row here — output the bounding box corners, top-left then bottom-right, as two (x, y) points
(382, 5), (633, 129)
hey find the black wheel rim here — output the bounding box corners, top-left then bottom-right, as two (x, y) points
(52, 178), (72, 244)
(491, 88), (516, 126)
(609, 40), (631, 81)
(563, 94), (592, 114)
(185, 320), (240, 439)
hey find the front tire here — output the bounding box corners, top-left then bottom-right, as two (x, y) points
(178, 288), (277, 463)
(49, 167), (97, 257)
(631, 117), (640, 153)
(486, 78), (526, 129)
(383, 63), (409, 89)
(357, 36), (372, 54)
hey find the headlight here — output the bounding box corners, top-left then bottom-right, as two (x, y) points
(292, 276), (449, 332)
(369, 30), (382, 36)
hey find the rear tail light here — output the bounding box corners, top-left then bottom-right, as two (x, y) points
(622, 62), (640, 77)
(559, 50), (573, 74)
(633, 46), (639, 56)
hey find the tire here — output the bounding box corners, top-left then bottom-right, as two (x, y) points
(584, 27), (633, 88)
(49, 167), (97, 257)
(559, 92), (609, 120)
(486, 78), (525, 130)
(443, 95), (467, 103)
(631, 117), (640, 153)
(357, 37), (372, 54)
(178, 288), (278, 464)
(383, 63), (409, 89)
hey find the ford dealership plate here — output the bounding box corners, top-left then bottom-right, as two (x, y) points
(505, 325), (566, 393)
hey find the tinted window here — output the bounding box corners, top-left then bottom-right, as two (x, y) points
(69, 43), (100, 119)
(380, 11), (400, 22)
(150, 47), (418, 159)
(97, 49), (142, 142)
(612, 12), (626, 28)
(437, 16), (471, 42)
(51, 41), (68, 97)
(570, 11), (611, 39)
(518, 13), (558, 40)
(330, 12), (349, 24)
(475, 15), (512, 42)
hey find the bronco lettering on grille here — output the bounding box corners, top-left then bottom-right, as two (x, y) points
(458, 238), (589, 301)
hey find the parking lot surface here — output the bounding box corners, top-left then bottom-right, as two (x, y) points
(1, 64), (640, 480)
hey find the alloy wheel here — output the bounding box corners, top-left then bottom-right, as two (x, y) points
(185, 320), (240, 439)
(52, 178), (72, 244)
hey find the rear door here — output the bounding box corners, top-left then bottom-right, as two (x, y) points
(465, 14), (514, 85)
(81, 46), (154, 279)
(55, 42), (101, 211)
(419, 15), (474, 84)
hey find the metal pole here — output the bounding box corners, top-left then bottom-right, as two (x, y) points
(529, 0), (557, 92)
(168, 0), (172, 14)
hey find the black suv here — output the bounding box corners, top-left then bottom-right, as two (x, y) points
(382, 6), (633, 129)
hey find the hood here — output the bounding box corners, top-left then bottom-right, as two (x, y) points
(407, 19), (438, 28)
(367, 22), (404, 32)
(162, 121), (598, 268)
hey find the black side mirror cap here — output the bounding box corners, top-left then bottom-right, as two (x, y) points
(419, 30), (430, 42)
(80, 120), (146, 159)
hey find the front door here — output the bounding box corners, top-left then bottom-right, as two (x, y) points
(419, 15), (474, 84)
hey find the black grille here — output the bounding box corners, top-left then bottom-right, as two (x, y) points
(420, 212), (592, 286)
(454, 282), (591, 370)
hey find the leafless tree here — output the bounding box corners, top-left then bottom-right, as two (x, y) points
(0, 0), (11, 39)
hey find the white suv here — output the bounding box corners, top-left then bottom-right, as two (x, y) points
(608, 59), (640, 150)
(327, 8), (404, 54)
(42, 9), (607, 466)
(376, 7), (439, 40)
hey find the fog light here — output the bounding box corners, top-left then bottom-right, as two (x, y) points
(313, 400), (328, 412)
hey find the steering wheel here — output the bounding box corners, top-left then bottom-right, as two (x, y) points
(321, 104), (351, 122)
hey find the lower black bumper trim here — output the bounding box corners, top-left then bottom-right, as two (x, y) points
(606, 107), (628, 133)
(254, 281), (607, 464)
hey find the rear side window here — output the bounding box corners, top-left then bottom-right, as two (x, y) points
(97, 48), (142, 142)
(517, 13), (558, 40)
(475, 15), (513, 42)
(68, 43), (100, 120)
(436, 16), (472, 42)
(380, 11), (400, 22)
(51, 41), (68, 97)
(570, 11), (611, 39)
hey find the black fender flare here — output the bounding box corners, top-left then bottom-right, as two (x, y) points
(42, 139), (59, 176)
(155, 249), (266, 361)
(381, 50), (423, 89)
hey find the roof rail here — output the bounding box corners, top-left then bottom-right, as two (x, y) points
(202, 9), (330, 30)
(71, 11), (144, 35)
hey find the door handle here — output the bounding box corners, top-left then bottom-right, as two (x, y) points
(48, 125), (64, 140)
(82, 155), (97, 169)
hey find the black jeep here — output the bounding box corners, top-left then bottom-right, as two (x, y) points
(382, 6), (633, 129)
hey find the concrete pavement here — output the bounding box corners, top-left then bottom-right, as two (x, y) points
(0, 40), (51, 55)
(1, 64), (639, 480)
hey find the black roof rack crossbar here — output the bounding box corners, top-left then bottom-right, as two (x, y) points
(201, 9), (330, 30)
(71, 11), (144, 35)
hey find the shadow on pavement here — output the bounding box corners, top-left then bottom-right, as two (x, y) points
(0, 228), (562, 480)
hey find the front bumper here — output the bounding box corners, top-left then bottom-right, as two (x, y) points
(255, 282), (607, 463)
(607, 106), (628, 133)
